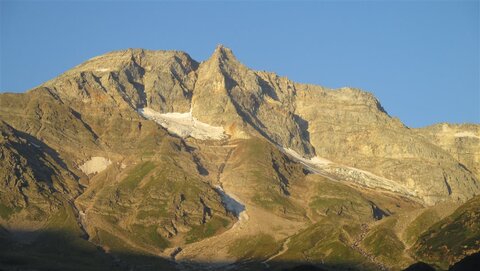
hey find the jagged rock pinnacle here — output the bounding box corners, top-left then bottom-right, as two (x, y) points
(211, 44), (237, 63)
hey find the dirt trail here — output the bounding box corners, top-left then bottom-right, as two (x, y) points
(262, 235), (293, 268)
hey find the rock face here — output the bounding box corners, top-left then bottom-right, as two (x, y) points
(0, 121), (80, 229)
(191, 46), (314, 156)
(0, 45), (479, 270)
(415, 123), (480, 180)
(44, 49), (197, 113)
(295, 86), (479, 205)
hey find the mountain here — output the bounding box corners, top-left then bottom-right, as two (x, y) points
(0, 45), (478, 271)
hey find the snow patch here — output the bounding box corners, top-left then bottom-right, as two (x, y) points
(280, 147), (417, 198)
(30, 142), (40, 148)
(94, 68), (111, 72)
(454, 131), (479, 139)
(138, 107), (227, 140)
(215, 186), (246, 219)
(79, 157), (112, 175)
(282, 148), (331, 169)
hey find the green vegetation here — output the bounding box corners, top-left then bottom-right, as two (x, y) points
(310, 197), (349, 215)
(413, 196), (480, 269)
(137, 133), (161, 154)
(44, 206), (76, 230)
(403, 209), (440, 246)
(363, 228), (405, 262)
(40, 205), (100, 253)
(119, 161), (156, 190)
(322, 239), (363, 263)
(0, 202), (17, 219)
(308, 178), (373, 221)
(237, 139), (305, 218)
(96, 229), (138, 254)
(0, 205), (115, 271)
(342, 223), (363, 240)
(186, 216), (230, 244)
(228, 233), (279, 260)
(131, 224), (170, 249)
(252, 188), (299, 215)
(88, 155), (233, 252)
(135, 207), (168, 220)
(240, 137), (270, 159)
(360, 216), (410, 268)
(277, 220), (365, 267)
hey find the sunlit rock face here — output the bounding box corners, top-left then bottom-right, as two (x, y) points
(0, 45), (479, 271)
(414, 123), (480, 180)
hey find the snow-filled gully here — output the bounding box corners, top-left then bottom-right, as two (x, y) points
(214, 186), (248, 225)
(138, 107), (227, 140)
(280, 147), (418, 200)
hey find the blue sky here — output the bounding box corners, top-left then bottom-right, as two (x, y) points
(0, 0), (478, 127)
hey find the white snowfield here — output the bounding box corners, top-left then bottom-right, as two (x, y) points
(282, 148), (331, 168)
(138, 107), (227, 140)
(79, 157), (112, 175)
(281, 147), (418, 199)
(454, 131), (480, 139)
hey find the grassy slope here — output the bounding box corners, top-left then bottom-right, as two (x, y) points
(0, 204), (117, 271)
(361, 217), (410, 268)
(228, 233), (280, 261)
(403, 209), (440, 247)
(79, 136), (234, 255)
(1, 91), (478, 271)
(413, 196), (480, 269)
(275, 219), (367, 270)
(231, 138), (306, 218)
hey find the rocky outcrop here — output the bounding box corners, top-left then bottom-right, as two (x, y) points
(0, 121), (79, 228)
(295, 85), (479, 205)
(191, 45), (314, 155)
(44, 49), (197, 113)
(415, 123), (480, 179)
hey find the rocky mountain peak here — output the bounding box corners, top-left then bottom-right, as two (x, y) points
(205, 44), (242, 71)
(212, 44), (235, 60)
(3, 46), (479, 206)
(0, 45), (479, 271)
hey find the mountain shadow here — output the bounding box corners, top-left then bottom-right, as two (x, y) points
(0, 228), (366, 271)
(449, 252), (480, 271)
(402, 262), (436, 271)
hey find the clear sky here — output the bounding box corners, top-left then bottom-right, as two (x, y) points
(0, 0), (478, 127)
